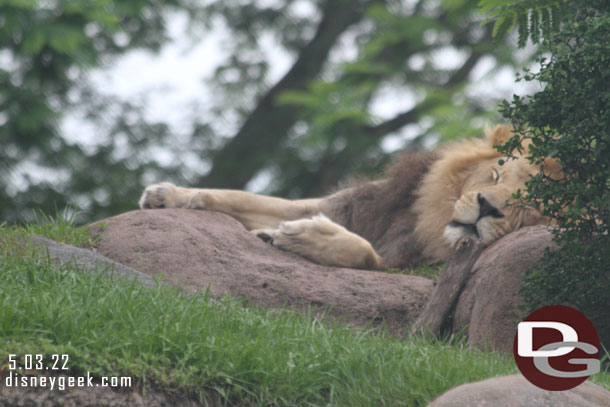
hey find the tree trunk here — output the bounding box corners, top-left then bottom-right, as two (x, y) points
(198, 0), (371, 189)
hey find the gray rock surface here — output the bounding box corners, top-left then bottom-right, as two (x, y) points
(31, 235), (157, 288)
(89, 208), (435, 335)
(426, 374), (610, 407)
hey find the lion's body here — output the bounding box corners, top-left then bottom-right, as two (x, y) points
(319, 152), (437, 268)
(140, 125), (552, 269)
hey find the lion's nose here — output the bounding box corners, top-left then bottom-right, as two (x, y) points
(477, 193), (504, 219)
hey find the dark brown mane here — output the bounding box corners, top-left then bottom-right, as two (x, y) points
(321, 152), (438, 268)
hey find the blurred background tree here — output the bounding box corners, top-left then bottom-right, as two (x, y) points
(1, 0), (199, 221)
(1, 0), (534, 222)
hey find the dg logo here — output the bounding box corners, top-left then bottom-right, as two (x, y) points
(513, 305), (601, 391)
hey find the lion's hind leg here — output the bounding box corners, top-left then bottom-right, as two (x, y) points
(253, 214), (383, 270)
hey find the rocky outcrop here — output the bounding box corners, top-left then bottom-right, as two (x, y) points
(89, 209), (435, 335)
(450, 225), (607, 354)
(35, 210), (604, 354)
(451, 225), (558, 353)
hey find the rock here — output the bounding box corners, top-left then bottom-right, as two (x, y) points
(426, 374), (610, 407)
(452, 225), (608, 354)
(90, 209), (434, 335)
(452, 226), (558, 353)
(30, 236), (157, 288)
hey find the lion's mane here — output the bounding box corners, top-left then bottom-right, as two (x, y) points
(321, 125), (522, 268)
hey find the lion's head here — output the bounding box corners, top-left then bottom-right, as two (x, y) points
(442, 151), (545, 245)
(412, 125), (558, 262)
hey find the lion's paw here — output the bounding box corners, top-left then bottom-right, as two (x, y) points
(251, 215), (382, 269)
(139, 182), (184, 209)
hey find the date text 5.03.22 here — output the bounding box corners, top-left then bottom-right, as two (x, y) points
(8, 354), (69, 371)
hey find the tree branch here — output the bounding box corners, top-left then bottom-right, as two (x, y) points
(362, 49), (487, 138)
(443, 51), (485, 88)
(198, 0), (372, 189)
(363, 101), (436, 138)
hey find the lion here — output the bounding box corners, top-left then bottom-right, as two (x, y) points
(139, 125), (557, 270)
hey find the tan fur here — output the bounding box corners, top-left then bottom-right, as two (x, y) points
(412, 125), (549, 262)
(140, 183), (322, 230)
(139, 182), (382, 269)
(139, 125), (551, 269)
(252, 215), (383, 269)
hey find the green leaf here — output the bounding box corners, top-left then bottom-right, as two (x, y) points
(491, 14), (516, 38)
(22, 29), (46, 54)
(48, 25), (88, 54)
(530, 9), (540, 43)
(517, 11), (529, 47)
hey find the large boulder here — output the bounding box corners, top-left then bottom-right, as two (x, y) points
(452, 226), (557, 353)
(90, 209), (434, 335)
(452, 225), (607, 353)
(426, 374), (610, 407)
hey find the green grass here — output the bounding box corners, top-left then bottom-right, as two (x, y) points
(1, 216), (608, 406)
(2, 208), (101, 247)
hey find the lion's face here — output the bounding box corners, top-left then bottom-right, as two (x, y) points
(413, 125), (558, 263)
(443, 156), (544, 246)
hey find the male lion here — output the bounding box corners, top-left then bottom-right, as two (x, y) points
(139, 125), (556, 270)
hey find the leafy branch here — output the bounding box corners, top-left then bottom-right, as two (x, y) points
(479, 0), (566, 46)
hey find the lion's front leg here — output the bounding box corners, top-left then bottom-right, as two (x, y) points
(139, 182), (194, 209)
(139, 182), (323, 231)
(253, 215), (384, 270)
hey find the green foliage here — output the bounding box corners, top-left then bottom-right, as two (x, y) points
(24, 208), (102, 246)
(495, 0), (610, 324)
(0, 0), (198, 222)
(479, 0), (565, 46)
(1, 207), (101, 253)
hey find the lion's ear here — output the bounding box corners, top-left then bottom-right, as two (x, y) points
(486, 124), (534, 157)
(485, 124), (514, 147)
(541, 157), (563, 180)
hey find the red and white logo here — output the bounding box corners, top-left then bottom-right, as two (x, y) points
(513, 305), (600, 391)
